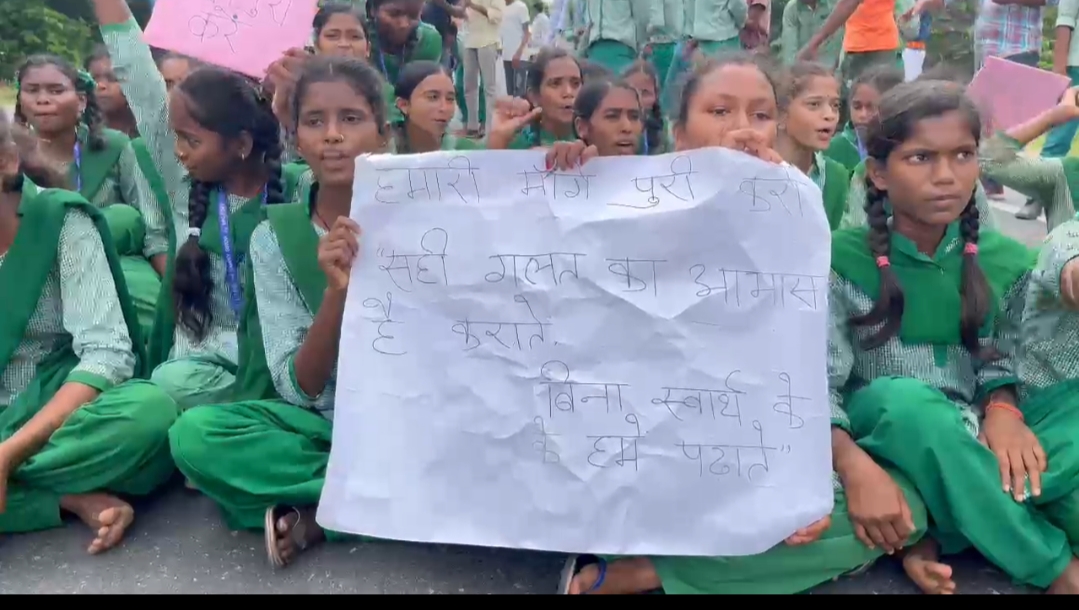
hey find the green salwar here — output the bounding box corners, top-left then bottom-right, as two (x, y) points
(0, 375), (177, 534)
(585, 40), (638, 75)
(847, 376), (1079, 588)
(642, 469), (926, 594)
(169, 399), (341, 534)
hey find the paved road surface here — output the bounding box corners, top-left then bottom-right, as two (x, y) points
(0, 191), (1052, 594)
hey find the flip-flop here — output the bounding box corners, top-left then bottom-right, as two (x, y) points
(264, 505), (310, 570)
(557, 555), (607, 594)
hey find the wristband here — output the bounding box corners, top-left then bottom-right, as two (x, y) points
(986, 401), (1024, 421)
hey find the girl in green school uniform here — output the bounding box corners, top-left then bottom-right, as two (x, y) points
(975, 88), (1079, 232)
(367, 0), (442, 124)
(825, 64), (903, 174)
(390, 61), (481, 153)
(313, 2), (371, 59)
(487, 48), (582, 150)
(0, 117), (178, 554)
(622, 61), (670, 155)
(92, 0), (298, 410)
(171, 58), (390, 568)
(830, 79), (1079, 595)
(571, 79), (645, 157)
(562, 55), (930, 595)
(775, 62), (849, 230)
(14, 55), (169, 341)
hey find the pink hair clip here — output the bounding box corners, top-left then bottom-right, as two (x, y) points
(964, 243), (979, 255)
(875, 256), (890, 268)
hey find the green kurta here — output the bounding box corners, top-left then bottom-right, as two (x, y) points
(830, 223), (1079, 589)
(980, 133), (1078, 231)
(0, 187), (178, 534)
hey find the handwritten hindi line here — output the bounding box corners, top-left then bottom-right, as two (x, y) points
(587, 413), (642, 471)
(607, 257), (666, 297)
(361, 292), (406, 356)
(651, 371), (746, 425)
(689, 265), (823, 310)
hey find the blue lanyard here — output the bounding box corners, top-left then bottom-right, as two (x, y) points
(73, 141), (82, 192)
(217, 189), (265, 316)
(854, 131), (867, 161)
(642, 137), (649, 155)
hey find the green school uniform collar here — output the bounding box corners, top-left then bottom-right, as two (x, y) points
(831, 218), (1034, 346)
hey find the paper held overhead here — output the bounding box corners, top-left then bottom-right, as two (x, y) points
(318, 149), (835, 558)
(143, 0), (319, 78)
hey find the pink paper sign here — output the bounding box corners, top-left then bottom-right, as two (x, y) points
(966, 56), (1071, 132)
(144, 0), (319, 78)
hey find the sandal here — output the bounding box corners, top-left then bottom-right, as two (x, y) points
(264, 505), (311, 569)
(557, 555), (607, 594)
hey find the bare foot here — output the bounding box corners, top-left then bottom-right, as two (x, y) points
(1048, 558), (1079, 594)
(266, 505), (325, 568)
(59, 493), (135, 555)
(901, 538), (955, 594)
(568, 557), (660, 594)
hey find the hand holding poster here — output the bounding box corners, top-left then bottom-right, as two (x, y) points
(318, 149), (835, 557)
(144, 0), (319, 78)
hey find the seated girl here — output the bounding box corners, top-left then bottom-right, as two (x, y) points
(93, 0), (307, 410)
(487, 48), (583, 150)
(775, 61), (850, 230)
(831, 79), (1079, 594)
(15, 54), (168, 340)
(562, 55), (929, 596)
(0, 118), (177, 554)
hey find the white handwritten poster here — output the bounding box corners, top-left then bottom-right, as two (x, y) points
(318, 149), (835, 557)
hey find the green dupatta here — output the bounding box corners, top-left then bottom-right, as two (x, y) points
(75, 127), (128, 202)
(146, 163), (306, 368)
(234, 183), (326, 401)
(831, 222), (1034, 347)
(0, 185), (148, 393)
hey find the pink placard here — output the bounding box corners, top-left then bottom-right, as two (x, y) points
(144, 0), (319, 78)
(966, 56), (1071, 132)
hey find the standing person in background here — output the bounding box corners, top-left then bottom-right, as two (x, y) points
(742, 0), (773, 52)
(529, 1), (552, 53)
(781, 0), (844, 67)
(1041, 0), (1079, 165)
(796, 0), (902, 86)
(501, 0), (533, 97)
(425, 0), (465, 69)
(582, 0), (652, 74)
(462, 0), (504, 138)
(646, 0), (685, 91)
(684, 0), (748, 58)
